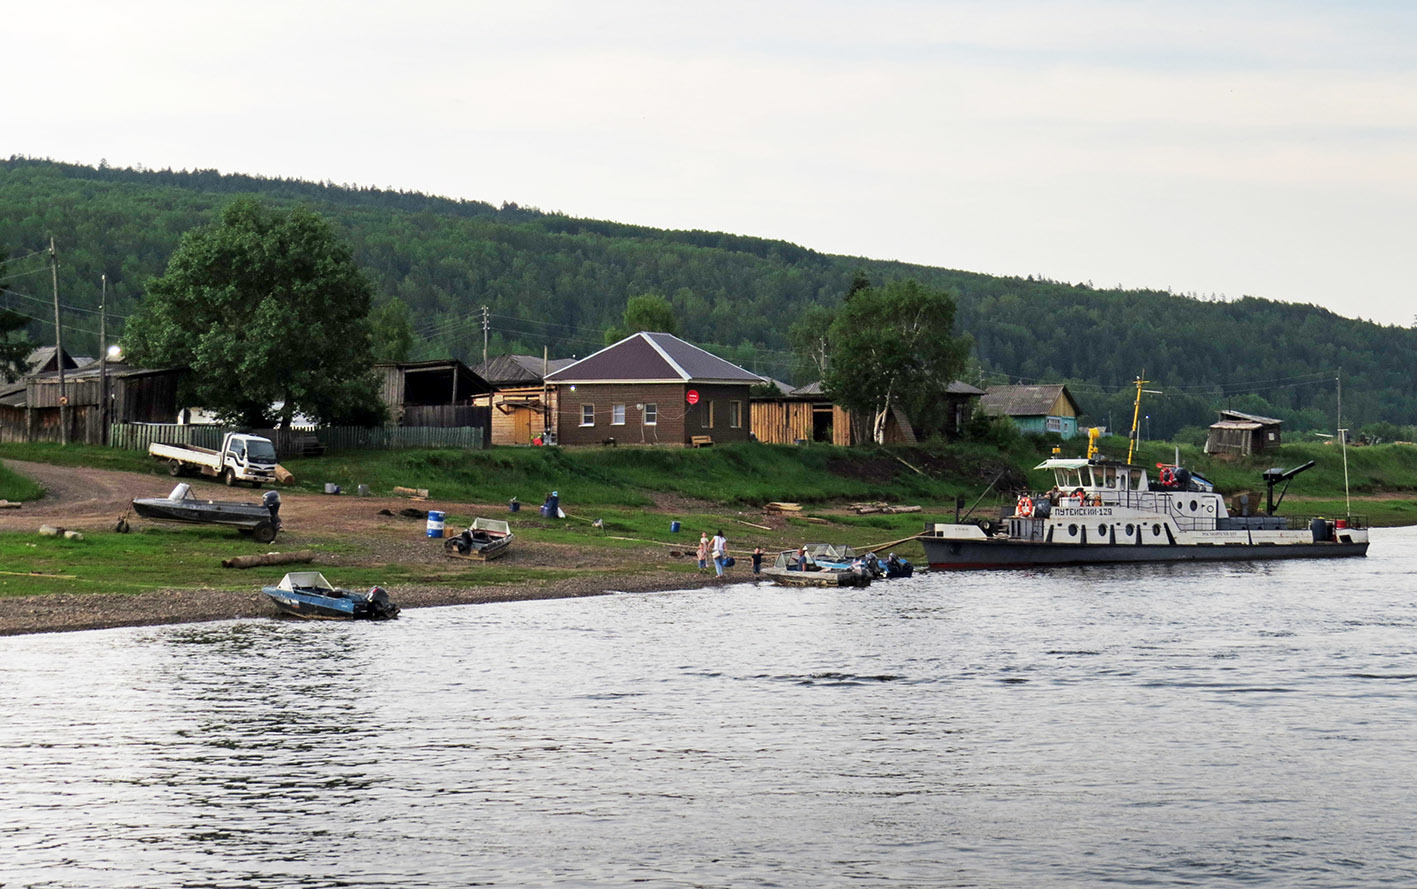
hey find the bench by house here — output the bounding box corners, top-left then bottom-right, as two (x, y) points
(690, 435), (713, 448)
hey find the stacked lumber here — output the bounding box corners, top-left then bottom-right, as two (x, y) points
(850, 502), (921, 515)
(765, 502), (802, 513)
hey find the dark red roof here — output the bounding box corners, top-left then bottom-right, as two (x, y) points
(545, 332), (763, 384)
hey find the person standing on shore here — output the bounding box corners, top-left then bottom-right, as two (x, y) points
(711, 530), (728, 578)
(697, 533), (710, 573)
(752, 546), (763, 577)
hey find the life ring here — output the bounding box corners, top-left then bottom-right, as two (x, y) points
(1071, 488), (1086, 503)
(1016, 496), (1034, 517)
(1159, 467), (1175, 487)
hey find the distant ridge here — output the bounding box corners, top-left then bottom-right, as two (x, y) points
(2, 155), (1414, 435)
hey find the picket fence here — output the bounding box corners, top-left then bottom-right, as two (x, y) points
(109, 424), (484, 459)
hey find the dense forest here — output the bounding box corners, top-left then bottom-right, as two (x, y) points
(2, 156), (1414, 439)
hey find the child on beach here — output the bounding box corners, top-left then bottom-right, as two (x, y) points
(697, 533), (709, 573)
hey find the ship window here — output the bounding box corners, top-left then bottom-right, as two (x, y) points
(1098, 524), (1108, 536)
(1152, 524), (1162, 536)
(1189, 500), (1198, 512)
(1125, 524), (1135, 536)
(1068, 524), (1078, 536)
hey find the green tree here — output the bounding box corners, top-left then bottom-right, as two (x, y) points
(604, 292), (679, 343)
(0, 309), (32, 383)
(0, 257), (34, 383)
(124, 199), (384, 427)
(369, 297), (417, 363)
(822, 279), (972, 443)
(787, 304), (836, 384)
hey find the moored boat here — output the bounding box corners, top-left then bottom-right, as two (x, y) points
(761, 547), (873, 587)
(445, 517), (514, 560)
(262, 572), (400, 620)
(130, 483), (282, 543)
(919, 454), (1368, 570)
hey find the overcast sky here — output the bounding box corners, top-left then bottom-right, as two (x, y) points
(11, 0), (1416, 326)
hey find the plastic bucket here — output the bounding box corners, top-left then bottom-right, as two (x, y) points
(323, 482), (340, 495)
(509, 499), (521, 512)
(426, 510), (445, 538)
(670, 521), (681, 533)
(1335, 518), (1348, 529)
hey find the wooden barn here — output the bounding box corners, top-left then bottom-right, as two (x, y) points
(0, 349), (184, 444)
(375, 359), (493, 436)
(751, 380), (983, 445)
(472, 353), (576, 446)
(544, 332), (762, 447)
(1205, 409), (1283, 456)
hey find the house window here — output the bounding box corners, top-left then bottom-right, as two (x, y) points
(580, 404), (595, 427)
(612, 404), (626, 425)
(1046, 416), (1062, 433)
(729, 400), (742, 428)
(703, 401), (714, 429)
(644, 403), (657, 425)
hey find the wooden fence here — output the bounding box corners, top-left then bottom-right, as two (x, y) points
(108, 424), (484, 458)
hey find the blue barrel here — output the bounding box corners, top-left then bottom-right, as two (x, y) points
(427, 510), (445, 538)
(670, 521), (681, 533)
(509, 499), (521, 512)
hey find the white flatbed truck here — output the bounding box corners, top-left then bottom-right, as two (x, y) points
(150, 432), (281, 487)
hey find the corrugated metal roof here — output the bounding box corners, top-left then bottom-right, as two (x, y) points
(474, 354), (576, 385)
(979, 384), (1079, 417)
(545, 332), (764, 384)
(1210, 420), (1263, 431)
(1217, 409), (1281, 426)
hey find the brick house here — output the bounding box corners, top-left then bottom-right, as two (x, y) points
(544, 332), (763, 446)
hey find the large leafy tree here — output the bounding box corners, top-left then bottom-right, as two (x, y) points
(604, 292), (679, 343)
(125, 199), (384, 427)
(822, 278), (973, 443)
(0, 257), (35, 383)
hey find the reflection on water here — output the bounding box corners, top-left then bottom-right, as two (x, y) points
(3, 526), (1417, 888)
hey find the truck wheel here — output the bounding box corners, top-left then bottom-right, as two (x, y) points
(224, 468), (237, 487)
(253, 523), (277, 544)
(169, 460), (184, 477)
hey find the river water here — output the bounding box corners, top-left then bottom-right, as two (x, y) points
(4, 526), (1417, 888)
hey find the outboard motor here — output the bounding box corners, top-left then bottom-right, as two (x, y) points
(263, 490), (282, 530)
(366, 586), (400, 620)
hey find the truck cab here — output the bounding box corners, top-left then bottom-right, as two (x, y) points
(223, 433), (278, 485)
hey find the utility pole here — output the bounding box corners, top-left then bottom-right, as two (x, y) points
(99, 274), (109, 445)
(481, 305), (490, 367)
(49, 238), (68, 446)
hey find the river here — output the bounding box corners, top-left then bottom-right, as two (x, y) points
(4, 526), (1417, 888)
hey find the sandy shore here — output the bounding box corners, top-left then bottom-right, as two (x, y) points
(0, 459), (745, 637)
(0, 569), (720, 637)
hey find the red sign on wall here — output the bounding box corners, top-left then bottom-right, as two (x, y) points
(686, 389), (700, 405)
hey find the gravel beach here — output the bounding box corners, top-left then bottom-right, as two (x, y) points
(0, 460), (724, 637)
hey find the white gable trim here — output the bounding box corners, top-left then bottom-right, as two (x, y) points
(641, 333), (692, 381)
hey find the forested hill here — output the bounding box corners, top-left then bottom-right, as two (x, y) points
(2, 156), (1415, 436)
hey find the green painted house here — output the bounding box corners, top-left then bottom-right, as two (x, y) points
(979, 384), (1083, 439)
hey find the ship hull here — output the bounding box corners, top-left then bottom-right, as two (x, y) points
(921, 536), (1369, 570)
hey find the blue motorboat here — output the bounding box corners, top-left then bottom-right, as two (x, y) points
(262, 572), (400, 621)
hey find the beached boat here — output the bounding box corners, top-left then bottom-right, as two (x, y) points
(800, 543), (917, 580)
(261, 572), (400, 621)
(919, 455), (1369, 570)
(445, 517), (514, 560)
(761, 548), (873, 587)
(129, 483), (282, 543)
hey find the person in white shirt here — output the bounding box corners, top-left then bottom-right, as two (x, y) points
(711, 531), (728, 578)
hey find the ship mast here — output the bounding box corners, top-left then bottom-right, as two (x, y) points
(1125, 374), (1163, 466)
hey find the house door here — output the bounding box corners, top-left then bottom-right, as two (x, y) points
(510, 405), (537, 444)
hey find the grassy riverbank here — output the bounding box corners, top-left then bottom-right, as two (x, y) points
(0, 435), (1411, 628)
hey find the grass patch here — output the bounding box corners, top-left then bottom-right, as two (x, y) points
(0, 460), (46, 501)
